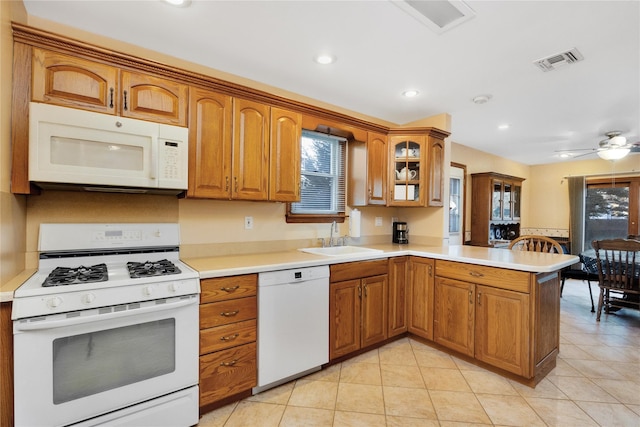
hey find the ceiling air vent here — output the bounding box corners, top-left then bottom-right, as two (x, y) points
(392, 0), (476, 34)
(533, 48), (584, 72)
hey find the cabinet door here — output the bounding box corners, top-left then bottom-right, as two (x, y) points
(475, 285), (529, 376)
(32, 48), (118, 114)
(367, 132), (388, 205)
(329, 279), (361, 360)
(388, 257), (408, 337)
(491, 179), (503, 221)
(361, 274), (388, 348)
(433, 277), (474, 357)
(503, 182), (513, 220)
(407, 257), (435, 340)
(389, 136), (425, 206)
(232, 99), (270, 200)
(427, 137), (445, 207)
(512, 183), (522, 219)
(269, 107), (301, 202)
(187, 87), (232, 199)
(120, 71), (188, 126)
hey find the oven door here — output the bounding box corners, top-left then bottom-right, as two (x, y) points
(13, 295), (199, 427)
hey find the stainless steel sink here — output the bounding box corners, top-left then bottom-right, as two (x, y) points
(298, 246), (383, 257)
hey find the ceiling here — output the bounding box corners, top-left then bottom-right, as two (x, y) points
(22, 0), (640, 166)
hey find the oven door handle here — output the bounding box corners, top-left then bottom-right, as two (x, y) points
(14, 297), (198, 331)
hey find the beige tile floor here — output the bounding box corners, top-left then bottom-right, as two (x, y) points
(198, 279), (640, 426)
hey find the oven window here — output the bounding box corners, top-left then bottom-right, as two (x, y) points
(52, 318), (175, 404)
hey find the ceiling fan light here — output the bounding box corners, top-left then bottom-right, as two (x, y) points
(609, 135), (627, 146)
(597, 147), (630, 161)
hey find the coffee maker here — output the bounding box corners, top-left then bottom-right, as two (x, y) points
(393, 222), (409, 244)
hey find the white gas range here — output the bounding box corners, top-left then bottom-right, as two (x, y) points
(12, 223), (200, 427)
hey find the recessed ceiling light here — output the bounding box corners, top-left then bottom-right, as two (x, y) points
(163, 0), (191, 6)
(498, 124), (509, 130)
(314, 54), (336, 65)
(472, 94), (492, 104)
(403, 90), (419, 98)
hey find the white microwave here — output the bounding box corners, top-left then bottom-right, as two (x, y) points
(29, 102), (189, 194)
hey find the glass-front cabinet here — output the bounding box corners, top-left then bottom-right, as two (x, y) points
(471, 172), (525, 247)
(389, 135), (425, 206)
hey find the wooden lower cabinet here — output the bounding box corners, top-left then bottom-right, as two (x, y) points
(199, 274), (257, 410)
(407, 257), (434, 340)
(434, 260), (557, 380)
(388, 256), (408, 337)
(475, 284), (529, 375)
(1, 302), (13, 427)
(433, 276), (474, 357)
(329, 260), (388, 360)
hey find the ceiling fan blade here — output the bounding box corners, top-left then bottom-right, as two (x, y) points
(554, 148), (596, 153)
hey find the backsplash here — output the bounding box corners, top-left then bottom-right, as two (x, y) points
(520, 228), (569, 238)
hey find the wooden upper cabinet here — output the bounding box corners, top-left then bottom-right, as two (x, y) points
(269, 107), (301, 202)
(121, 71), (188, 126)
(233, 99), (270, 201)
(187, 87), (232, 199)
(32, 48), (118, 114)
(427, 136), (445, 207)
(367, 132), (388, 205)
(389, 135), (426, 207)
(31, 48), (188, 126)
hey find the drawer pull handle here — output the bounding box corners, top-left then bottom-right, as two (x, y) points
(220, 359), (238, 367)
(220, 334), (239, 341)
(220, 286), (240, 292)
(469, 271), (484, 278)
(220, 310), (239, 317)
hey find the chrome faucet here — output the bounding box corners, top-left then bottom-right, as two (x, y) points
(329, 221), (337, 247)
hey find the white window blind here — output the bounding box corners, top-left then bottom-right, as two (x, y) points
(291, 130), (346, 215)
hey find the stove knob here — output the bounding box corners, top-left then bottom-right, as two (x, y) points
(143, 286), (154, 296)
(81, 293), (96, 305)
(47, 296), (63, 309)
(169, 282), (180, 293)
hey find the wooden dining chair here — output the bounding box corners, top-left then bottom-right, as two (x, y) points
(508, 235), (563, 254)
(592, 239), (640, 321)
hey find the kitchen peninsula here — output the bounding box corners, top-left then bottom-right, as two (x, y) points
(184, 243), (577, 411)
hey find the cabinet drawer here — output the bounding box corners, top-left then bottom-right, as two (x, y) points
(201, 274), (257, 303)
(200, 342), (256, 406)
(330, 259), (388, 283)
(200, 297), (257, 329)
(200, 319), (256, 355)
(436, 260), (530, 293)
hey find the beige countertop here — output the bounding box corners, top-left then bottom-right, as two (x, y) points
(1, 245), (578, 303)
(0, 269), (36, 303)
(184, 244), (579, 279)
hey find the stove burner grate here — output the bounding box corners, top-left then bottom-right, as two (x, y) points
(127, 259), (181, 278)
(42, 263), (108, 287)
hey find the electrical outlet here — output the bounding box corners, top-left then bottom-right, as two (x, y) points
(375, 216), (383, 227)
(244, 216), (254, 230)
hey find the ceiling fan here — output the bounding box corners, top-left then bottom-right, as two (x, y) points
(556, 131), (640, 160)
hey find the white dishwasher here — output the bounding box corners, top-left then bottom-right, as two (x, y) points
(253, 265), (329, 394)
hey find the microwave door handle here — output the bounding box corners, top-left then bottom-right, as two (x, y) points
(150, 135), (158, 180)
(13, 297), (198, 332)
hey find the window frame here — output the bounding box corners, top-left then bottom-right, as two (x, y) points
(286, 130), (346, 224)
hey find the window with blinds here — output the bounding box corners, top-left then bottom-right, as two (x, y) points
(290, 130), (346, 216)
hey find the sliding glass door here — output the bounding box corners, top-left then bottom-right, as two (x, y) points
(584, 177), (640, 249)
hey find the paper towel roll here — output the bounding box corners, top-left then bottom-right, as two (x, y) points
(349, 209), (361, 238)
